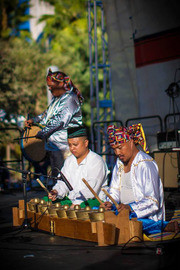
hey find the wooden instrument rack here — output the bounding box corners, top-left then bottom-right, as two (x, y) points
(12, 200), (143, 246)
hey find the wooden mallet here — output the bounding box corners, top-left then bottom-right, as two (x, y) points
(82, 178), (103, 205)
(36, 178), (50, 195)
(101, 188), (119, 209)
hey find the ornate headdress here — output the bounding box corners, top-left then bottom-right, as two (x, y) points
(107, 123), (149, 153)
(46, 68), (84, 104)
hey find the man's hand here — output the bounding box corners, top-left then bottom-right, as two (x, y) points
(25, 119), (34, 127)
(48, 189), (58, 201)
(35, 131), (43, 139)
(100, 201), (112, 210)
(117, 203), (131, 212)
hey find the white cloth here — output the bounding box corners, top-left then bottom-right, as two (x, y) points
(120, 171), (135, 204)
(108, 151), (165, 221)
(53, 150), (108, 205)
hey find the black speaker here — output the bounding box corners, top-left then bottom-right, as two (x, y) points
(157, 130), (179, 150)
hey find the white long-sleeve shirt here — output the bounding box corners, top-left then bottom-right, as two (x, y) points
(108, 151), (165, 221)
(53, 150), (108, 205)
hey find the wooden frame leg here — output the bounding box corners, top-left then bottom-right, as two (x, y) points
(96, 221), (108, 246)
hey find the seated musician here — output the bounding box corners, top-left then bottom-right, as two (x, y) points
(102, 124), (179, 234)
(48, 126), (108, 208)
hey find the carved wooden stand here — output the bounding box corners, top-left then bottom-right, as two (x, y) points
(12, 200), (142, 246)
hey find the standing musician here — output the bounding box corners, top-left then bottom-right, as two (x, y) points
(102, 124), (179, 234)
(48, 126), (108, 208)
(25, 69), (83, 179)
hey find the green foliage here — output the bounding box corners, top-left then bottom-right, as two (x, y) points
(0, 0), (32, 39)
(0, 38), (50, 117)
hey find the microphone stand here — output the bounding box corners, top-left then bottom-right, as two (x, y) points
(0, 165), (73, 230)
(22, 170), (31, 228)
(0, 165), (33, 229)
(0, 166), (36, 229)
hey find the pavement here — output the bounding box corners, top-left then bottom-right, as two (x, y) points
(0, 189), (180, 270)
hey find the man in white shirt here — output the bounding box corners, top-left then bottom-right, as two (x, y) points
(103, 124), (179, 234)
(48, 126), (108, 208)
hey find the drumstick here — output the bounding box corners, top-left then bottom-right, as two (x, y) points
(14, 136), (37, 141)
(82, 178), (103, 205)
(24, 124), (30, 143)
(36, 178), (50, 195)
(101, 188), (119, 209)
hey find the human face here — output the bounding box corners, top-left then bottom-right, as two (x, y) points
(111, 140), (135, 165)
(47, 81), (66, 97)
(68, 137), (89, 162)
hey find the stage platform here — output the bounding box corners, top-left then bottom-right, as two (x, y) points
(0, 190), (180, 270)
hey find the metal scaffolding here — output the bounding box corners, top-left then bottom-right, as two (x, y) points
(88, 0), (114, 159)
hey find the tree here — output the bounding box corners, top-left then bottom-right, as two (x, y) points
(0, 38), (50, 117)
(0, 0), (32, 39)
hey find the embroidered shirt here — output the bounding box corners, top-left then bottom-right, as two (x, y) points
(107, 151), (165, 221)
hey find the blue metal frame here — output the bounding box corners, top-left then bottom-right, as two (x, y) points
(88, 0), (113, 156)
